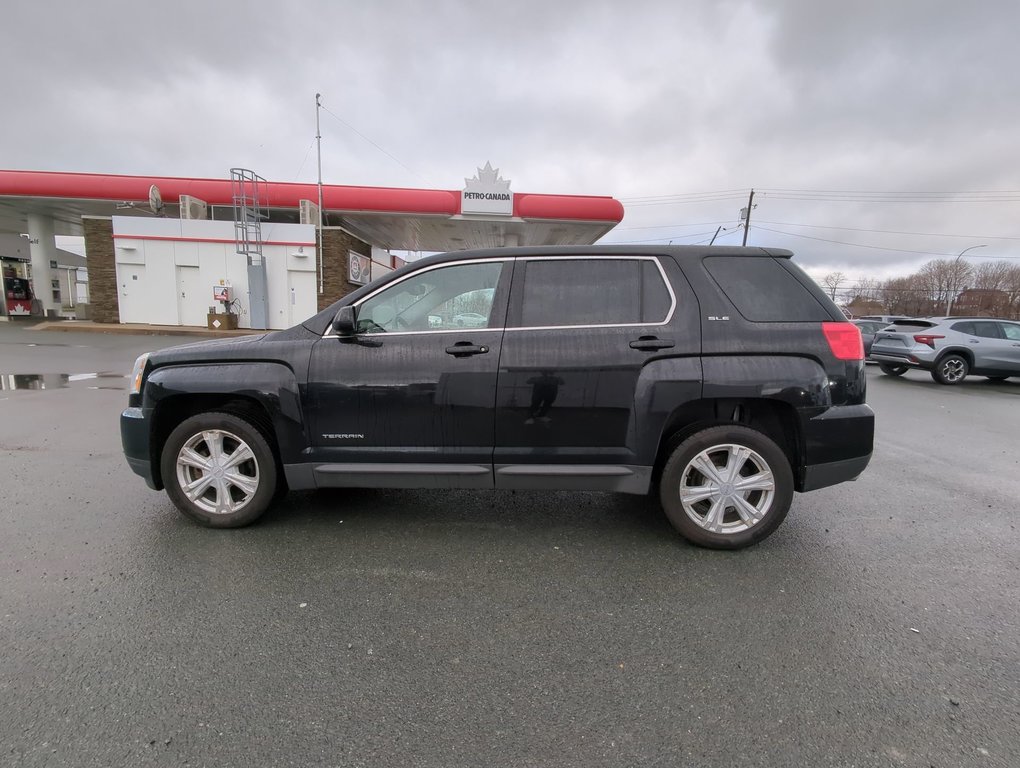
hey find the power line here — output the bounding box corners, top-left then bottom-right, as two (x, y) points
(760, 192), (1020, 204)
(616, 220), (734, 231)
(319, 104), (420, 181)
(601, 229), (721, 244)
(753, 225), (1020, 260)
(619, 188), (749, 202)
(756, 220), (1020, 242)
(759, 186), (1020, 196)
(293, 138), (315, 181)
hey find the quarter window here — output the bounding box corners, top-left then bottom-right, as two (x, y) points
(355, 261), (504, 334)
(518, 258), (671, 328)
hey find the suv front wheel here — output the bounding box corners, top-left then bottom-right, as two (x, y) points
(161, 412), (278, 528)
(931, 354), (969, 385)
(659, 425), (794, 550)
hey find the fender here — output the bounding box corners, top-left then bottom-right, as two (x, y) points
(143, 362), (309, 463)
(634, 355), (831, 466)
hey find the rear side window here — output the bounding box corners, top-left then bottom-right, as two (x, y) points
(519, 258), (671, 327)
(704, 256), (831, 322)
(951, 322), (975, 335)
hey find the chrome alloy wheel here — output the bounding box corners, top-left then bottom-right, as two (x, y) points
(175, 429), (260, 515)
(939, 358), (967, 383)
(678, 443), (776, 534)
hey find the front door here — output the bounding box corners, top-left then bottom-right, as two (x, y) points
(993, 321), (1020, 373)
(176, 266), (206, 327)
(305, 258), (511, 488)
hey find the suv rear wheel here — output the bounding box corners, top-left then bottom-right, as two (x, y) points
(931, 354), (969, 385)
(878, 363), (908, 376)
(659, 425), (794, 550)
(161, 412), (278, 528)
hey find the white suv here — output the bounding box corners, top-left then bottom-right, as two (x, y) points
(871, 317), (1020, 384)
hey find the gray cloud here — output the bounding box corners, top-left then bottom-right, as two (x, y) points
(1, 0), (1018, 279)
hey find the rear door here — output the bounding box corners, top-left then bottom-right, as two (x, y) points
(493, 254), (699, 490)
(968, 320), (1008, 371)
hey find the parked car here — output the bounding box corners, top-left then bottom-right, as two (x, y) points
(857, 315), (908, 324)
(121, 245), (874, 550)
(871, 317), (1020, 384)
(852, 319), (890, 360)
(452, 311), (489, 327)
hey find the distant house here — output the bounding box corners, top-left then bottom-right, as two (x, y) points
(843, 296), (885, 318)
(952, 288), (1009, 317)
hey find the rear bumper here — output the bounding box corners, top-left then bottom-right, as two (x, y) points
(801, 454), (872, 492)
(121, 407), (159, 490)
(797, 403), (874, 492)
(870, 349), (934, 370)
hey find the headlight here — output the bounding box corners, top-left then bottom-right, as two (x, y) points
(129, 352), (150, 394)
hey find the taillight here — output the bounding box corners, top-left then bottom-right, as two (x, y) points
(822, 322), (864, 361)
(913, 334), (945, 349)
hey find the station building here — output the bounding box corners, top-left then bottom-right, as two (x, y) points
(0, 165), (624, 330)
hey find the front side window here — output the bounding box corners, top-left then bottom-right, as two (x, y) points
(518, 258), (671, 328)
(1000, 322), (1020, 341)
(356, 261), (504, 334)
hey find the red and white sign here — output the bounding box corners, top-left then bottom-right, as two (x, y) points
(348, 251), (371, 285)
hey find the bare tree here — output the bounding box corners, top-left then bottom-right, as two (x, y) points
(972, 261), (1011, 291)
(851, 277), (881, 301)
(1002, 264), (1020, 319)
(917, 258), (974, 312)
(822, 271), (846, 301)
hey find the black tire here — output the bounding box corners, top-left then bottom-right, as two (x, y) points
(878, 363), (908, 377)
(161, 412), (278, 528)
(659, 425), (794, 550)
(931, 354), (969, 385)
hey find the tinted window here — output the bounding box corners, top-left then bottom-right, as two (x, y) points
(857, 322), (884, 334)
(519, 258), (671, 327)
(704, 256), (831, 322)
(1001, 323), (1020, 341)
(356, 261), (503, 333)
(951, 322), (975, 335)
(972, 321), (1003, 339)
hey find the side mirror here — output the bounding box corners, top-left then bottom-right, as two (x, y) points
(332, 306), (356, 336)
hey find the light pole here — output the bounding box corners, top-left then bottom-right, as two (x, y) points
(945, 245), (986, 315)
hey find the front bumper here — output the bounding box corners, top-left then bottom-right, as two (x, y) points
(121, 407), (159, 490)
(797, 403), (874, 492)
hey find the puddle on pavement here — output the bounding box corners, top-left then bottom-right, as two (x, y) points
(0, 373), (129, 391)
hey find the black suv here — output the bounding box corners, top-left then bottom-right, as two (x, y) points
(121, 246), (873, 549)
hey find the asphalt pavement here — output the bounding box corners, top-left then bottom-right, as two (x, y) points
(1, 323), (1017, 767)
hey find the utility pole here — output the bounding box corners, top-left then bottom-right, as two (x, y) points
(741, 189), (755, 246)
(709, 225), (723, 245)
(945, 244), (986, 315)
(315, 93), (324, 296)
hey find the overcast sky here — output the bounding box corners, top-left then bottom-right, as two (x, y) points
(2, 0), (1019, 281)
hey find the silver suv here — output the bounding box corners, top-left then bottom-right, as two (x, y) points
(871, 317), (1020, 384)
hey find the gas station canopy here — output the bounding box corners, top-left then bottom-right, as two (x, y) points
(0, 168), (624, 251)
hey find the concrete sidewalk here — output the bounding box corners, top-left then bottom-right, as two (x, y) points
(20, 319), (263, 338)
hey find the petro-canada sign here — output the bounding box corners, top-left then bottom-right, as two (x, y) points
(461, 162), (513, 216)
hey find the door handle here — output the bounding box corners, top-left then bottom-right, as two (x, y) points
(445, 342), (489, 357)
(969, 340), (980, 344)
(630, 336), (674, 351)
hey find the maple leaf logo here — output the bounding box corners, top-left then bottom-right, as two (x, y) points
(465, 162), (511, 191)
